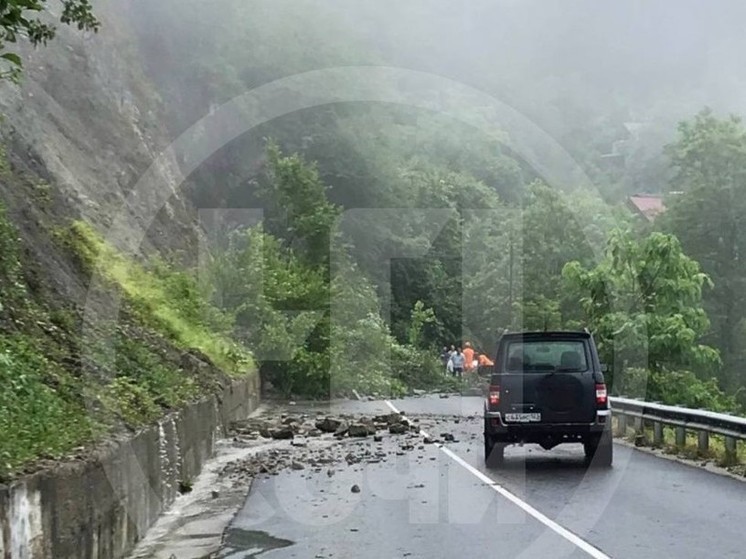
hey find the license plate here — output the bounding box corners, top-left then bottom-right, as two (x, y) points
(504, 413), (541, 423)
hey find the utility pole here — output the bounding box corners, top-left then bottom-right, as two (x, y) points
(508, 236), (514, 328)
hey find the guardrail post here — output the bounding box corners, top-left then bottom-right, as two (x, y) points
(697, 430), (709, 455)
(616, 413), (628, 437)
(675, 426), (686, 449)
(632, 416), (643, 434)
(724, 436), (738, 466)
(653, 421), (664, 446)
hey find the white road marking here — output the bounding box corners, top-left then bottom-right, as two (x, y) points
(384, 400), (612, 559)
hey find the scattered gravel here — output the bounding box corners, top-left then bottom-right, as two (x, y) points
(222, 408), (482, 487)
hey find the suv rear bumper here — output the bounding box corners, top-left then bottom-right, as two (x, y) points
(484, 410), (611, 442)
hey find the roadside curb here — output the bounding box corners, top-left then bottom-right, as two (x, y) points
(613, 436), (746, 484)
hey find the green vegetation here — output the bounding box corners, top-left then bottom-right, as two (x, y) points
(7, 0), (746, 481)
(563, 230), (720, 378)
(124, 0), (746, 413)
(660, 109), (746, 403)
(0, 201), (255, 479)
(0, 335), (95, 475)
(62, 220), (253, 376)
(616, 418), (746, 473)
(208, 145), (453, 398)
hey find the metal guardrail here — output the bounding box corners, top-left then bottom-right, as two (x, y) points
(610, 396), (746, 462)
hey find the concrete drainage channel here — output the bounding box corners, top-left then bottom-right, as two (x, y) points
(127, 428), (289, 559)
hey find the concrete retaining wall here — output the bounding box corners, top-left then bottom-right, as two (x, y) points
(0, 374), (260, 559)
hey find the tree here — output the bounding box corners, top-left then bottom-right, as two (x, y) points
(461, 181), (608, 343)
(0, 0), (99, 81)
(406, 300), (436, 349)
(660, 108), (746, 392)
(563, 229), (720, 390)
(261, 142), (341, 270)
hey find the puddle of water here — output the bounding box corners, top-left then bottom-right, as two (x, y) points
(218, 529), (294, 559)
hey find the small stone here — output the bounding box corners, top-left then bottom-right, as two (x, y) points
(211, 490), (220, 499)
(351, 484), (361, 493)
(373, 435), (383, 442)
(291, 461), (305, 471)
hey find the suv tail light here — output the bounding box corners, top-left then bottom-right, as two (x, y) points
(489, 385), (500, 407)
(595, 383), (608, 406)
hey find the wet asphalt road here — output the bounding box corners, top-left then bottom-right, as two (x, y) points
(218, 395), (746, 559)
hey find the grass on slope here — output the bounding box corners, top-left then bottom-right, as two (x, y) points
(63, 220), (254, 376)
(0, 210), (254, 480)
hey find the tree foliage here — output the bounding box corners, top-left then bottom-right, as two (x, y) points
(563, 229), (720, 389)
(661, 109), (746, 394)
(209, 145), (450, 398)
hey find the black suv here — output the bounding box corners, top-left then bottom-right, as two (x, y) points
(483, 330), (613, 467)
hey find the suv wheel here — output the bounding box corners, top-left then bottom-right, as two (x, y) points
(484, 436), (505, 467)
(584, 430), (613, 468)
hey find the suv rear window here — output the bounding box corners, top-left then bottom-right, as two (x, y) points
(505, 340), (589, 373)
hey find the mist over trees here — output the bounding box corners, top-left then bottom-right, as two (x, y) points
(118, 0), (746, 407)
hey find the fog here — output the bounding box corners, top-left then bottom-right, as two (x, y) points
(130, 1), (746, 114)
(123, 0), (746, 199)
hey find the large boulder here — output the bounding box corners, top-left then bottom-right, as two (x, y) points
(348, 423), (374, 437)
(389, 423), (408, 435)
(315, 417), (342, 433)
(269, 426), (294, 440)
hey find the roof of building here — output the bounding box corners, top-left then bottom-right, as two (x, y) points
(627, 193), (665, 221)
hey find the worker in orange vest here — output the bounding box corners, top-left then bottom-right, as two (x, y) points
(463, 342), (475, 372)
(478, 353), (494, 367)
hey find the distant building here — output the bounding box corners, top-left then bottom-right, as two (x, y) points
(627, 193), (666, 222)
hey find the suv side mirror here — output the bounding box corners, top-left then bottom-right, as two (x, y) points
(600, 363), (609, 373)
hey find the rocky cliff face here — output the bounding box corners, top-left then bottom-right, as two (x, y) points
(0, 7), (260, 557)
(0, 1), (199, 277)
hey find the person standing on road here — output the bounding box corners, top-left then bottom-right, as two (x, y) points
(449, 347), (465, 378)
(463, 342), (475, 372)
(440, 346), (450, 370)
(478, 352), (494, 367)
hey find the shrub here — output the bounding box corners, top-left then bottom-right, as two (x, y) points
(619, 366), (740, 413)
